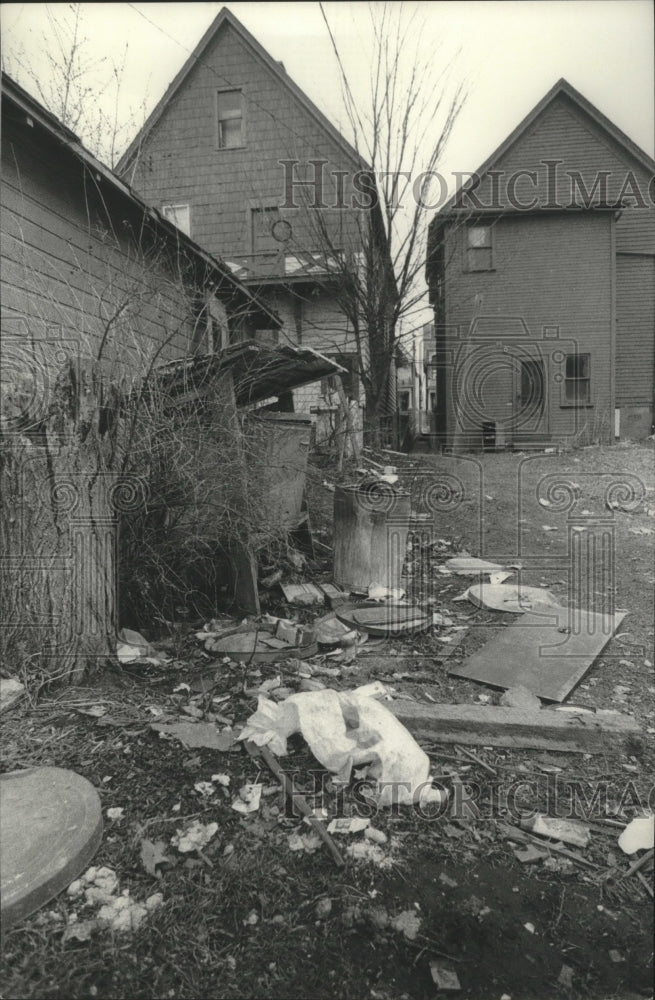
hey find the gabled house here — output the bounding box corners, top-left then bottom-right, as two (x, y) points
(117, 6), (395, 441)
(426, 79), (655, 452)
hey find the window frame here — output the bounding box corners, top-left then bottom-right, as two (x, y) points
(161, 203), (191, 236)
(561, 352), (592, 407)
(216, 88), (245, 150)
(464, 223), (494, 272)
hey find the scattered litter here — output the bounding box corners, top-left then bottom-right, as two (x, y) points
(194, 781), (216, 798)
(618, 815), (654, 855)
(456, 583), (561, 614)
(288, 831), (322, 853)
(0, 677), (25, 714)
(151, 721), (237, 751)
(345, 841), (393, 868)
(390, 909), (421, 940)
(608, 949), (625, 963)
(315, 897), (332, 919)
(542, 525), (558, 532)
(368, 584), (405, 601)
(231, 783), (262, 815)
(140, 839), (172, 877)
(520, 814), (590, 849)
(439, 873), (458, 888)
(212, 773), (230, 787)
(327, 817), (370, 835)
(171, 821), (218, 854)
(280, 583), (324, 606)
(314, 615), (358, 646)
(524, 922), (535, 934)
(430, 962), (461, 991)
(445, 556), (505, 576)
(557, 964), (574, 988)
(240, 686), (447, 806)
(68, 867), (118, 905)
(65, 866), (162, 938)
(207, 628), (316, 662)
(106, 807), (124, 822)
(364, 827), (388, 845)
(513, 844), (548, 864)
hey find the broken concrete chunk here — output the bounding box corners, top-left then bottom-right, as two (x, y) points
(430, 961), (461, 991)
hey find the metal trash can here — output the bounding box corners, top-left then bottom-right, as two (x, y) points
(333, 482), (410, 593)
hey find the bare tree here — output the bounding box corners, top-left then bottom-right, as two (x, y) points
(288, 2), (465, 443)
(2, 3), (145, 167)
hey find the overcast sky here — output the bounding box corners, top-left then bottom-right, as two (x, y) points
(2, 0), (653, 179)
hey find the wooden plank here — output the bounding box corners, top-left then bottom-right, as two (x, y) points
(389, 701), (640, 753)
(449, 606), (626, 702)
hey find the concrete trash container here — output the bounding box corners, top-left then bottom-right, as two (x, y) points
(333, 482), (410, 593)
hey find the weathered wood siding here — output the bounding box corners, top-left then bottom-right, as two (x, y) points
(2, 112), (207, 385)
(615, 254), (655, 437)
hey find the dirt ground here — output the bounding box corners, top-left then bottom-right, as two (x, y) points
(1, 441), (653, 1000)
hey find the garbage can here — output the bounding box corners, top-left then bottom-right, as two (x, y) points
(333, 482), (411, 593)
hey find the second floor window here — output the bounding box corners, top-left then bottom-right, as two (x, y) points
(217, 89), (244, 148)
(466, 224), (493, 271)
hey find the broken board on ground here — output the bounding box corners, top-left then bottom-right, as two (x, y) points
(0, 767), (103, 930)
(390, 702), (640, 753)
(450, 605), (626, 702)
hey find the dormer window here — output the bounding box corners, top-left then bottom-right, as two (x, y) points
(217, 89), (244, 149)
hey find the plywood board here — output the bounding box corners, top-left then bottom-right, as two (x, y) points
(449, 605), (626, 702)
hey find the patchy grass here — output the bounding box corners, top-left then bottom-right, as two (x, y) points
(2, 443), (654, 999)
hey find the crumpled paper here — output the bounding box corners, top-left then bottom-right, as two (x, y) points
(241, 684), (447, 807)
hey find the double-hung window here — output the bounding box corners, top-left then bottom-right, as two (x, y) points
(217, 89), (244, 149)
(563, 353), (591, 405)
(466, 225), (493, 271)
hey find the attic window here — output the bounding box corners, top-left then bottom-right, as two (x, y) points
(162, 204), (191, 236)
(217, 89), (244, 149)
(466, 225), (493, 271)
